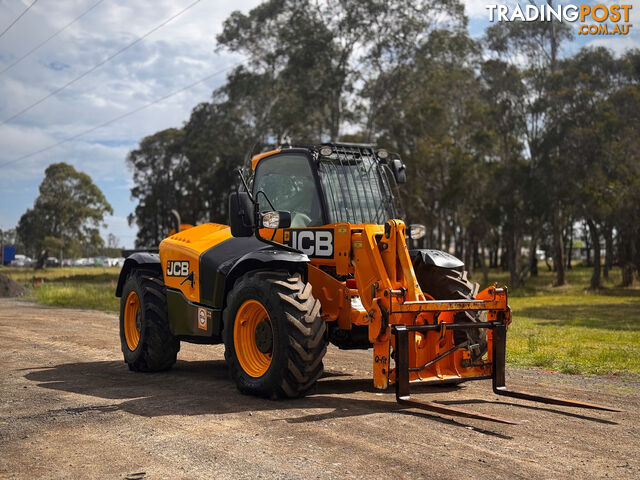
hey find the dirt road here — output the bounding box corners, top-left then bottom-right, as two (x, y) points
(0, 298), (638, 479)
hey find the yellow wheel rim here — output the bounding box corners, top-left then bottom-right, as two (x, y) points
(124, 291), (141, 350)
(234, 300), (272, 377)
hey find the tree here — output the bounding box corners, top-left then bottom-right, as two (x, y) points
(127, 128), (192, 248)
(16, 163), (112, 259)
(107, 233), (120, 249)
(485, 4), (573, 286)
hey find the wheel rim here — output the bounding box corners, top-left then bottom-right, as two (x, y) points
(234, 300), (273, 377)
(124, 291), (141, 350)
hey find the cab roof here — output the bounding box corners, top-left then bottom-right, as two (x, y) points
(250, 143), (379, 171)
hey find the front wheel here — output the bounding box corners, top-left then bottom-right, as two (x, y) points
(119, 269), (180, 372)
(223, 270), (326, 399)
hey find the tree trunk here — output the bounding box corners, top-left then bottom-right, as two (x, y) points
(473, 241), (481, 270)
(491, 236), (499, 268)
(529, 233), (538, 277)
(566, 222), (573, 270)
(603, 225), (613, 280)
(552, 206), (566, 286)
(481, 245), (489, 286)
(507, 228), (522, 289)
(619, 229), (638, 286)
(464, 234), (473, 279)
(455, 227), (464, 260)
(587, 218), (601, 289)
(584, 221), (592, 267)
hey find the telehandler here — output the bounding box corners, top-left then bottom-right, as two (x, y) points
(116, 143), (618, 423)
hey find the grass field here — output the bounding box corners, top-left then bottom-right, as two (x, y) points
(2, 264), (639, 375)
(3, 267), (121, 313)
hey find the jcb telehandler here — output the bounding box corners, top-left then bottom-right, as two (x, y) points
(116, 143), (618, 423)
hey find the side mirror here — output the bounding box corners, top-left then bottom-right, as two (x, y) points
(229, 192), (255, 237)
(260, 211), (291, 229)
(391, 158), (407, 184)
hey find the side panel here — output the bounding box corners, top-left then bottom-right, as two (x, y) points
(166, 288), (222, 342)
(159, 223), (232, 303)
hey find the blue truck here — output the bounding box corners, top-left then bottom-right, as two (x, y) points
(1, 245), (16, 265)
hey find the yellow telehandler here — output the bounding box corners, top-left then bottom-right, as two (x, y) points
(116, 143), (619, 423)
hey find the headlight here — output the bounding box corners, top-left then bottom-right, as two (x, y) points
(261, 211), (282, 229)
(409, 224), (426, 240)
(320, 146), (333, 156)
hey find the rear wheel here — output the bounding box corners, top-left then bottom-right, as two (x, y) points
(413, 263), (488, 360)
(223, 270), (326, 399)
(119, 269), (180, 372)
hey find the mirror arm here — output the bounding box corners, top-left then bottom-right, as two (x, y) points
(235, 167), (256, 203)
(254, 223), (302, 254)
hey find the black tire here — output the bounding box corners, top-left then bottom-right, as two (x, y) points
(223, 270), (326, 399)
(413, 263), (488, 360)
(119, 269), (180, 372)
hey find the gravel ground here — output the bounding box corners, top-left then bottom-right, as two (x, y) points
(0, 298), (638, 479)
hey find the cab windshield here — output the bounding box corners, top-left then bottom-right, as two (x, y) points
(317, 151), (397, 224)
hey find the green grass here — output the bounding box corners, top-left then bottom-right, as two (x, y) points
(2, 263), (639, 376)
(1, 267), (120, 313)
(476, 265), (640, 375)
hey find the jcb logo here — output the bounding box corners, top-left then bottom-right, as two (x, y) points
(283, 229), (333, 258)
(167, 260), (190, 277)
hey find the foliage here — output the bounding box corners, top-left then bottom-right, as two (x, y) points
(16, 163), (112, 259)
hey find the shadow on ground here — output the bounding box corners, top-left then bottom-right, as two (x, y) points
(23, 359), (521, 438)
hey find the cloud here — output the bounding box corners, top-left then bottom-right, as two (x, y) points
(462, 0), (491, 19)
(0, 0), (261, 247)
(586, 34), (640, 54)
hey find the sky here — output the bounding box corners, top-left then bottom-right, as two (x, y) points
(0, 0), (637, 249)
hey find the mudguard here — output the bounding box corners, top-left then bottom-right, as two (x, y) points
(199, 236), (309, 308)
(409, 249), (464, 269)
(115, 251), (161, 297)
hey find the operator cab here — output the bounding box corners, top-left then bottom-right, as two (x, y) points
(251, 144), (406, 227)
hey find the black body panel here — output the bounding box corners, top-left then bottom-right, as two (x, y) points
(410, 249), (464, 269)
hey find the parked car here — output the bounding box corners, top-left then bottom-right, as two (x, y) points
(107, 257), (125, 267)
(10, 254), (33, 267)
(45, 257), (60, 267)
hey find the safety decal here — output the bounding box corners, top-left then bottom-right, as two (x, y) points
(197, 307), (211, 331)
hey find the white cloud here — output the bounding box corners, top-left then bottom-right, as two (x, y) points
(462, 0), (492, 19)
(586, 34), (640, 54)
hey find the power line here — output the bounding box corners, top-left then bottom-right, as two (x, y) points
(0, 0), (202, 126)
(0, 62), (239, 168)
(0, 0), (38, 40)
(0, 0), (106, 76)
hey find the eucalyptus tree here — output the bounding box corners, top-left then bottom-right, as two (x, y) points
(485, 4), (573, 286)
(17, 163), (112, 258)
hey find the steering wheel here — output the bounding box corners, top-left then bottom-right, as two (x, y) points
(291, 212), (312, 227)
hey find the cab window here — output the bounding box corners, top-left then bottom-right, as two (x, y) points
(253, 154), (323, 227)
